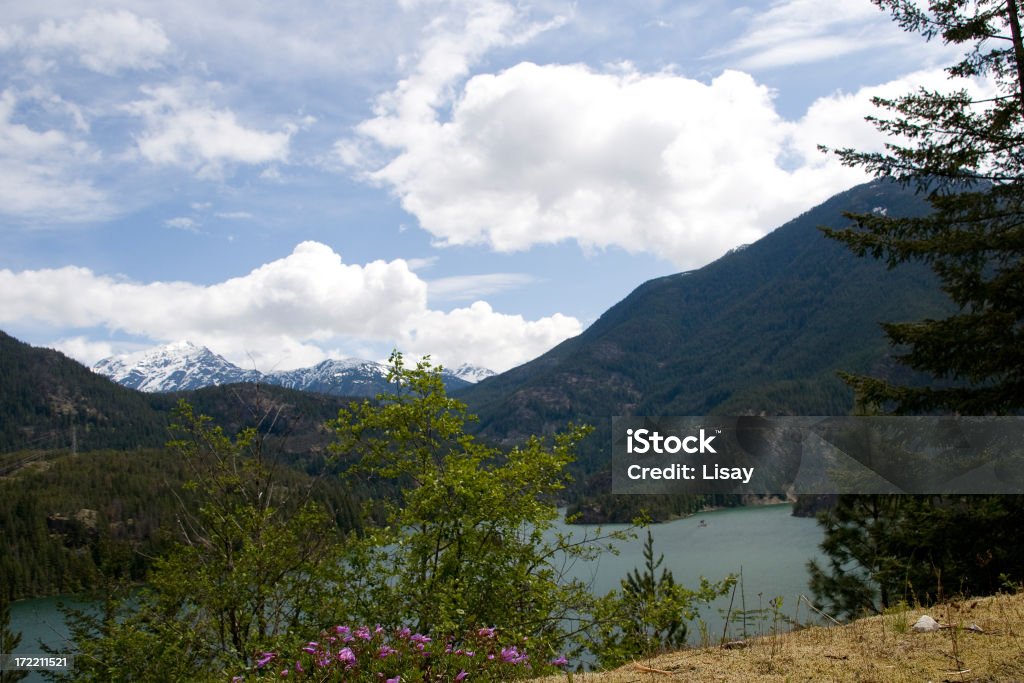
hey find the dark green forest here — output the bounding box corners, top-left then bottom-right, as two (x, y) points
(0, 331), (365, 600)
(0, 446), (361, 601)
(457, 179), (954, 518)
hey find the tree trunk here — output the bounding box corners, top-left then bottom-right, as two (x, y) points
(1006, 0), (1024, 111)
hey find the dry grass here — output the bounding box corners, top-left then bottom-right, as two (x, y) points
(535, 592), (1024, 682)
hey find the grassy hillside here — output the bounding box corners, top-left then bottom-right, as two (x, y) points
(535, 591), (1024, 682)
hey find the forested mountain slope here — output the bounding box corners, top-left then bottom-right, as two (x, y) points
(461, 180), (950, 474)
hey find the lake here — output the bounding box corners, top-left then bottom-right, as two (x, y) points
(552, 503), (827, 643)
(7, 595), (89, 683)
(7, 504), (824, 677)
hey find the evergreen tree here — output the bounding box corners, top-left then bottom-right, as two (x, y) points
(822, 0), (1024, 414)
(0, 595), (28, 683)
(811, 1), (1024, 618)
(809, 495), (1024, 619)
(589, 531), (732, 668)
(807, 495), (906, 619)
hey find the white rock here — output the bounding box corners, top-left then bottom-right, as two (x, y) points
(912, 615), (941, 632)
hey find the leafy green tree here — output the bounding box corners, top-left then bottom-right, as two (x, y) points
(59, 401), (349, 682)
(589, 530), (733, 669)
(822, 0), (1024, 414)
(154, 402), (346, 662)
(329, 352), (618, 659)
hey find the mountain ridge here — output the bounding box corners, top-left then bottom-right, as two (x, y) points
(459, 179), (951, 462)
(92, 341), (262, 392)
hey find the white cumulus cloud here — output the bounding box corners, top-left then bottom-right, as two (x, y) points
(401, 301), (579, 373)
(0, 241), (580, 372)
(342, 11), (998, 270)
(48, 336), (119, 366)
(788, 68), (1000, 172)
(344, 60), (875, 268)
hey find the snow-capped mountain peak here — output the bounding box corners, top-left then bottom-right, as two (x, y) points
(448, 363), (496, 384)
(267, 359), (390, 394)
(93, 342), (496, 396)
(92, 341), (260, 392)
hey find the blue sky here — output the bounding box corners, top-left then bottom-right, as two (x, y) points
(0, 0), (976, 372)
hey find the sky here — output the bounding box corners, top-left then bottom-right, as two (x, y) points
(0, 0), (977, 373)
